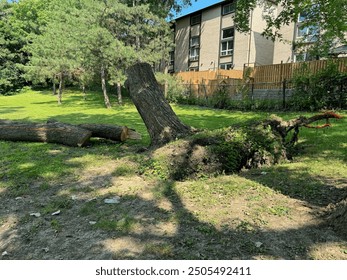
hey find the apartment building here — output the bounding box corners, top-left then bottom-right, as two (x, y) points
(273, 7), (320, 63)
(170, 0), (275, 72)
(169, 0), (347, 73)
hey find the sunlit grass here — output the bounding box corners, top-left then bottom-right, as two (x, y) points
(1, 87), (346, 259)
(0, 88), (346, 201)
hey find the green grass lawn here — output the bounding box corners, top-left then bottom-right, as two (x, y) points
(1, 88), (346, 201)
(0, 88), (346, 260)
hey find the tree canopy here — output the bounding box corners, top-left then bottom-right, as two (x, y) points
(1, 0), (346, 95)
(14, 0), (175, 105)
(0, 0), (189, 96)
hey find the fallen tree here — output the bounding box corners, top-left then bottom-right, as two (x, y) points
(143, 112), (342, 181)
(126, 62), (346, 238)
(0, 119), (141, 147)
(125, 63), (343, 179)
(125, 63), (193, 147)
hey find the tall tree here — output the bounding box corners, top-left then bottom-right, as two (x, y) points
(0, 1), (27, 94)
(18, 0), (186, 104)
(70, 0), (136, 108)
(24, 1), (82, 104)
(1, 0), (59, 95)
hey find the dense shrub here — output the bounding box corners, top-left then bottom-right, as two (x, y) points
(290, 61), (347, 111)
(155, 73), (187, 103)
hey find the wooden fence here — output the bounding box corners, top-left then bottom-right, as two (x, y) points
(251, 57), (347, 84)
(172, 58), (347, 98)
(175, 69), (243, 84)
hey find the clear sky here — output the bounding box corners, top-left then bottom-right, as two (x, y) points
(175, 0), (225, 18)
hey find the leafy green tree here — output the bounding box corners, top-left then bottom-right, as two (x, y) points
(76, 0), (174, 107)
(0, 1), (26, 94)
(0, 0), (54, 95)
(24, 1), (83, 104)
(121, 0), (193, 18)
(13, 0), (185, 103)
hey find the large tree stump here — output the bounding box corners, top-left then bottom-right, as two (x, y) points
(0, 119), (92, 147)
(125, 63), (192, 147)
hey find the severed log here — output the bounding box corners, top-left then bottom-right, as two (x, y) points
(0, 119), (92, 147)
(47, 119), (141, 141)
(79, 124), (142, 141)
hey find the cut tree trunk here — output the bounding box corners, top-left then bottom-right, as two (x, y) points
(0, 119), (92, 147)
(78, 124), (130, 141)
(47, 119), (141, 142)
(0, 119), (142, 146)
(126, 62), (192, 147)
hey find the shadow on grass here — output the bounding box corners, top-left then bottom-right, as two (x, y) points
(0, 139), (346, 260)
(30, 89), (129, 110)
(242, 166), (347, 207)
(0, 94), (346, 259)
(0, 106), (25, 115)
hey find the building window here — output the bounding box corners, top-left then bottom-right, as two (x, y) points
(294, 52), (315, 62)
(220, 63), (233, 70)
(190, 36), (200, 47)
(297, 25), (319, 42)
(221, 41), (233, 56)
(189, 48), (199, 61)
(220, 27), (234, 57)
(222, 1), (236, 15)
(169, 51), (174, 65)
(222, 28), (234, 40)
(298, 12), (308, 23)
(190, 13), (201, 25)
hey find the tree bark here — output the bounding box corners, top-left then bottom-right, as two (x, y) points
(78, 123), (129, 141)
(82, 85), (86, 100)
(58, 72), (63, 105)
(101, 65), (112, 109)
(52, 76), (57, 96)
(117, 82), (123, 105)
(125, 62), (192, 147)
(0, 120), (142, 146)
(0, 119), (91, 147)
(164, 64), (169, 99)
(263, 112), (343, 146)
(46, 119), (140, 141)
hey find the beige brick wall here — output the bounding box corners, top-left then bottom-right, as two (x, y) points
(249, 7), (275, 66)
(273, 24), (295, 63)
(174, 17), (190, 72)
(199, 6), (221, 71)
(224, 7), (274, 70)
(173, 3), (281, 72)
(221, 13), (234, 29)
